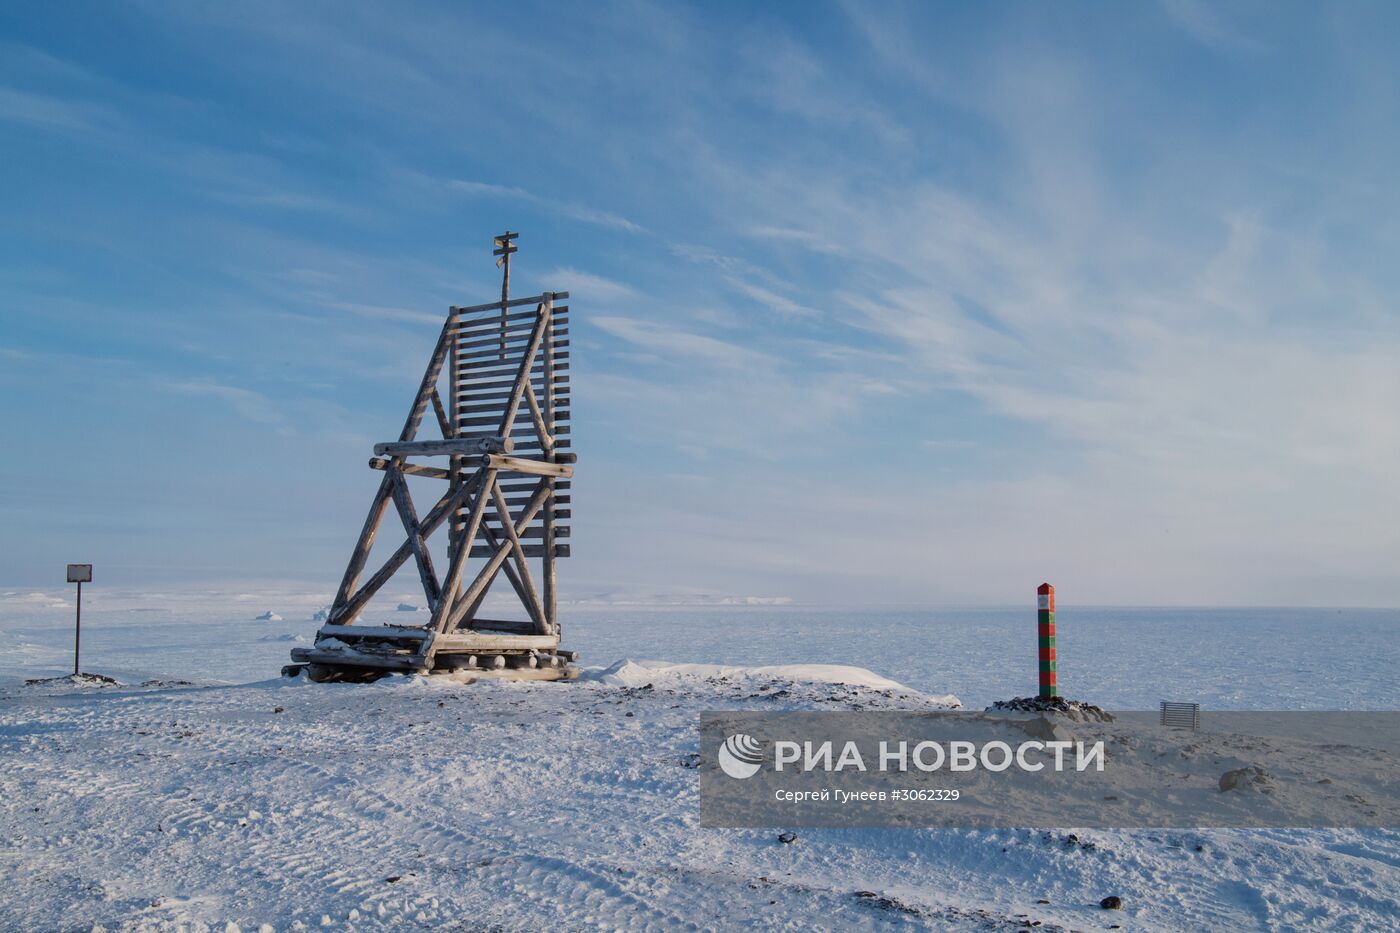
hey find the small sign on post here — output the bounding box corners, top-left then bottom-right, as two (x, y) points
(66, 564), (92, 676)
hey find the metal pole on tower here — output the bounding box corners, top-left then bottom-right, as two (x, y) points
(493, 231), (518, 361)
(1037, 582), (1057, 698)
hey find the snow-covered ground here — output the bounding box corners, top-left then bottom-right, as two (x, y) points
(2, 588), (1398, 930)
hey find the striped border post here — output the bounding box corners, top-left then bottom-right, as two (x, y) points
(1037, 582), (1057, 698)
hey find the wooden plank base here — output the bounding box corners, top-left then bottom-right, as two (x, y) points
(297, 660), (579, 683)
(431, 665), (579, 684)
(291, 642), (579, 681)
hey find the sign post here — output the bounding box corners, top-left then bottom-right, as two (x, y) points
(66, 564), (92, 676)
(1037, 582), (1057, 698)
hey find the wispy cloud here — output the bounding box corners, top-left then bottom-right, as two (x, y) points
(747, 225), (847, 256)
(215, 190), (363, 218)
(725, 277), (820, 319)
(163, 381), (286, 426)
(1159, 0), (1267, 53)
(449, 180), (645, 233)
(592, 316), (772, 369)
(545, 268), (636, 302)
(737, 32), (910, 148)
(324, 301), (444, 326)
(0, 86), (109, 132)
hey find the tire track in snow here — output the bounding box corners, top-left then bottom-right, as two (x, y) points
(278, 757), (705, 930)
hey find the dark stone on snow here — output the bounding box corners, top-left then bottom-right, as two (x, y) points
(1100, 895), (1123, 910)
(1219, 766), (1273, 793)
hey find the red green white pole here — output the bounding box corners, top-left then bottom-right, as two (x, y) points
(1037, 582), (1057, 698)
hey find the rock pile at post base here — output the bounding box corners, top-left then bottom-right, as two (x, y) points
(986, 696), (1115, 722)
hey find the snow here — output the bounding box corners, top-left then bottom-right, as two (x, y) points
(0, 589), (1397, 930)
(590, 658), (958, 704)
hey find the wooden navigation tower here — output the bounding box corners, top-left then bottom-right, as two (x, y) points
(291, 232), (575, 681)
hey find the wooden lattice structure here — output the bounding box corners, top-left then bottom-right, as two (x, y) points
(291, 232), (575, 680)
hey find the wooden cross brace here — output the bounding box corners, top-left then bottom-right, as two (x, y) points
(320, 287), (568, 658)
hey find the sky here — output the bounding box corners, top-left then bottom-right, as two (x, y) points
(3, 1), (1400, 607)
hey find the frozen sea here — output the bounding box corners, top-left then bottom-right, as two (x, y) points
(3, 590), (1397, 709)
(572, 605), (1400, 711)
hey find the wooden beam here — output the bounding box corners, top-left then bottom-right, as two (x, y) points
(456, 303), (568, 330)
(457, 410), (549, 428)
(314, 623), (429, 641)
(474, 524), (541, 629)
(322, 301), (466, 632)
(291, 647), (422, 671)
(431, 632), (561, 652)
(367, 457), (572, 485)
(458, 342), (568, 364)
(458, 368), (570, 384)
(456, 374), (568, 396)
(365, 457), (571, 483)
(463, 617), (539, 635)
(453, 311), (568, 337)
(480, 525), (569, 540)
(523, 382), (554, 449)
(504, 492), (567, 505)
(398, 318), (455, 443)
(446, 303), (464, 595)
(447, 480), (552, 632)
(374, 438), (511, 457)
(369, 458), (450, 480)
(455, 305), (561, 332)
(335, 471), (481, 624)
(456, 361), (570, 381)
(508, 436), (573, 446)
(388, 465), (442, 612)
(328, 475), (393, 624)
(500, 479), (569, 492)
(498, 300), (551, 438)
(494, 439), (573, 454)
(490, 479), (547, 632)
(543, 301), (559, 634)
(420, 469), (495, 667)
(458, 399), (570, 416)
(468, 543), (570, 558)
(485, 454), (573, 478)
(458, 392), (570, 408)
(456, 391), (570, 408)
(450, 291), (567, 317)
(431, 387), (453, 439)
(456, 326), (568, 354)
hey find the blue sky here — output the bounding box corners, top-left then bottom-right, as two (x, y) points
(3, 1), (1400, 606)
